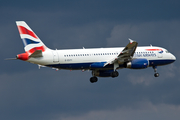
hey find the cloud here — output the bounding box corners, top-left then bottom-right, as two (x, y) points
(1, 1), (180, 120)
(126, 63), (178, 86)
(106, 20), (180, 47)
(127, 73), (155, 86)
(1, 67), (180, 120)
(58, 102), (180, 120)
(0, 69), (92, 120)
(2, 18), (180, 119)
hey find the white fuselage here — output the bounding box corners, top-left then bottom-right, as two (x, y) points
(27, 46), (176, 70)
(15, 21), (176, 81)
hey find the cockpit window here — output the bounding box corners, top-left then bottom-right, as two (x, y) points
(165, 50), (169, 53)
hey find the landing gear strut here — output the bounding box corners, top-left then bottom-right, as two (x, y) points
(153, 66), (159, 77)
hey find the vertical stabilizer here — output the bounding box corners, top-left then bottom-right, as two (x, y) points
(16, 21), (47, 53)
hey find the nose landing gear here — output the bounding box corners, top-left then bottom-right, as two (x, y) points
(153, 66), (159, 77)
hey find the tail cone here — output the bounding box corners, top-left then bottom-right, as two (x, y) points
(16, 53), (29, 61)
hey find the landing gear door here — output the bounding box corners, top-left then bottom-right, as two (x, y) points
(52, 51), (59, 62)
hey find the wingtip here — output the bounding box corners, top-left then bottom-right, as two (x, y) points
(128, 38), (134, 44)
(128, 38), (137, 44)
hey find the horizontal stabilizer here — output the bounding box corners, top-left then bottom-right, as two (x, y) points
(29, 50), (43, 58)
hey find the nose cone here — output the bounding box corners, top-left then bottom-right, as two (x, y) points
(171, 53), (176, 62)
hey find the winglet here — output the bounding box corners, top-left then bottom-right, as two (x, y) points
(128, 38), (134, 44)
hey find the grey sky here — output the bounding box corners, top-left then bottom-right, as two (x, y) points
(1, 0), (180, 120)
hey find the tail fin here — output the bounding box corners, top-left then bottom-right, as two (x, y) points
(16, 21), (47, 53)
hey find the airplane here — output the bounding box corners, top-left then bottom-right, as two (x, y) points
(12, 21), (176, 83)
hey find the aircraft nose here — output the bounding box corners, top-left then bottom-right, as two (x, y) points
(171, 54), (176, 61)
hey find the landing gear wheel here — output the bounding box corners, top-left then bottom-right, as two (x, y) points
(153, 66), (159, 77)
(154, 73), (159, 77)
(90, 77), (98, 83)
(111, 71), (119, 78)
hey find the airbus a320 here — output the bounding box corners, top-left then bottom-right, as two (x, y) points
(11, 21), (176, 83)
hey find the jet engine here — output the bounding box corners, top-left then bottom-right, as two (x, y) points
(125, 58), (149, 69)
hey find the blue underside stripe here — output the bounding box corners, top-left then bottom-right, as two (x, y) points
(149, 60), (175, 66)
(46, 62), (115, 69)
(46, 60), (175, 70)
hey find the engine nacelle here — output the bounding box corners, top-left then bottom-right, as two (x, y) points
(126, 58), (149, 69)
(93, 69), (114, 77)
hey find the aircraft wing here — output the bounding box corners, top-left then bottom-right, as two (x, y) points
(104, 39), (138, 67)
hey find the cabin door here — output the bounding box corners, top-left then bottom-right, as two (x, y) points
(52, 51), (59, 62)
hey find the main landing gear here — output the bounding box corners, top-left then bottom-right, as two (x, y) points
(153, 66), (159, 77)
(111, 71), (119, 78)
(89, 70), (119, 83)
(90, 76), (98, 83)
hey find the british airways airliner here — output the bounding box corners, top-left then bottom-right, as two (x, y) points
(13, 21), (176, 83)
